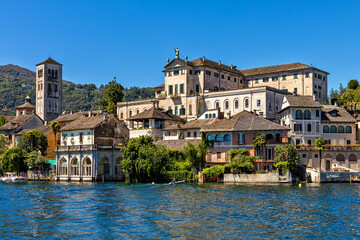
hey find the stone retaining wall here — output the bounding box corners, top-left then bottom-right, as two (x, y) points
(224, 172), (279, 183)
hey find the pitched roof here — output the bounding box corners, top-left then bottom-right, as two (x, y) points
(128, 107), (184, 122)
(53, 110), (106, 123)
(60, 115), (109, 131)
(280, 95), (322, 112)
(36, 57), (62, 66)
(16, 102), (36, 109)
(200, 111), (288, 132)
(154, 84), (165, 89)
(15, 124), (52, 136)
(189, 58), (243, 75)
(156, 139), (201, 151)
(240, 62), (329, 76)
(321, 106), (356, 123)
(0, 114), (39, 131)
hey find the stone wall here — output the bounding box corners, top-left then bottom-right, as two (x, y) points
(223, 172), (279, 183)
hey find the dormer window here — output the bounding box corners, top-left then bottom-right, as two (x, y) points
(331, 112), (337, 117)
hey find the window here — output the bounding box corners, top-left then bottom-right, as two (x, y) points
(272, 76), (278, 81)
(346, 126), (352, 133)
(234, 78), (237, 82)
(187, 132), (191, 137)
(338, 125), (344, 133)
(330, 125), (337, 133)
(323, 125), (329, 133)
(294, 124), (302, 132)
(207, 134), (214, 142)
(245, 98), (249, 108)
(275, 133), (281, 143)
(188, 104), (192, 115)
(59, 159), (67, 176)
(318, 74), (322, 80)
(314, 73), (317, 78)
(296, 139), (301, 145)
(316, 122), (320, 132)
(174, 70), (179, 76)
(268, 100), (272, 110)
(180, 105), (185, 115)
(196, 84), (200, 93)
(168, 85), (173, 95)
(83, 158), (91, 176)
(302, 154), (307, 158)
(215, 101), (220, 109)
(314, 154), (319, 158)
(323, 76), (326, 81)
(205, 114), (208, 118)
(225, 101), (229, 110)
(217, 152), (221, 159)
(195, 70), (201, 75)
(223, 134), (231, 143)
(221, 74), (224, 79)
(71, 158), (79, 176)
(282, 75), (286, 80)
(294, 74), (298, 79)
(294, 88), (298, 94)
(168, 71), (172, 76)
(263, 77), (269, 82)
(305, 72), (309, 78)
(214, 72), (219, 78)
(79, 132), (83, 143)
(180, 84), (184, 94)
(175, 84), (178, 94)
(316, 110), (320, 117)
(120, 112), (123, 119)
(275, 100), (279, 111)
(304, 110), (311, 119)
(307, 124), (312, 132)
(215, 134), (223, 142)
(189, 70), (193, 75)
(206, 70), (211, 75)
(257, 100), (261, 107)
(212, 113), (216, 118)
(228, 76), (231, 80)
(295, 110), (303, 119)
(38, 69), (43, 77)
(194, 132), (197, 138)
(266, 148), (274, 160)
(238, 133), (245, 144)
(255, 79), (259, 84)
(347, 140), (351, 145)
(175, 106), (178, 116)
(235, 100), (239, 109)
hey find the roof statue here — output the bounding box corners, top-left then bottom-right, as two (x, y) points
(174, 48), (179, 59)
(167, 58), (169, 64)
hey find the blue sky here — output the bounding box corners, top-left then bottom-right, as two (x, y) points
(0, 0), (359, 92)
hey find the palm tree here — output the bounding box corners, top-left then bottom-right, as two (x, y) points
(50, 121), (60, 148)
(314, 138), (325, 171)
(253, 134), (266, 171)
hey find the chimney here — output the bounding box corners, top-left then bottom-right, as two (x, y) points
(202, 56), (205, 62)
(88, 110), (92, 117)
(230, 65), (233, 69)
(219, 60), (221, 65)
(293, 91), (297, 96)
(226, 111), (231, 119)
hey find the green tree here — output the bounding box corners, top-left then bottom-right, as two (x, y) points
(0, 133), (10, 156)
(347, 79), (359, 90)
(274, 144), (300, 174)
(25, 151), (50, 172)
(183, 141), (207, 172)
(99, 78), (124, 116)
(228, 149), (255, 174)
(253, 134), (266, 170)
(121, 135), (172, 182)
(50, 121), (60, 147)
(0, 115), (7, 127)
(17, 130), (48, 155)
(314, 138), (325, 171)
(1, 147), (27, 173)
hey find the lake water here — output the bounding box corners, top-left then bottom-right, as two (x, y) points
(0, 182), (360, 239)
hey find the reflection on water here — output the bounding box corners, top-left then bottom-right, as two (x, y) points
(0, 182), (360, 239)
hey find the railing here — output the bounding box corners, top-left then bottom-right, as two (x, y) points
(56, 144), (122, 152)
(296, 145), (360, 151)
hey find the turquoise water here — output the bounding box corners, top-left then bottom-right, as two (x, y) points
(0, 182), (360, 239)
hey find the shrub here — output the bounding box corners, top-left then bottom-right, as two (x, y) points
(202, 165), (225, 181)
(166, 170), (193, 182)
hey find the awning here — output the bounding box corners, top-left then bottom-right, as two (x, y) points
(47, 159), (56, 166)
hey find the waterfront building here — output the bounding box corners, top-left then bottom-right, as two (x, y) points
(55, 114), (128, 181)
(200, 111), (289, 171)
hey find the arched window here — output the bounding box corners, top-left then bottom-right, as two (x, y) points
(268, 100), (272, 110)
(205, 114), (208, 118)
(234, 99), (239, 109)
(275, 99), (279, 112)
(338, 125), (344, 133)
(275, 133), (281, 143)
(349, 154), (357, 161)
(223, 134), (231, 143)
(55, 70), (58, 78)
(60, 158), (67, 176)
(71, 158), (79, 176)
(323, 125), (329, 133)
(336, 154), (345, 162)
(330, 125), (337, 133)
(209, 114), (212, 119)
(137, 109), (140, 114)
(295, 110), (303, 119)
(245, 98), (249, 108)
(48, 69), (51, 77)
(215, 134), (223, 142)
(82, 158), (91, 176)
(346, 126), (352, 133)
(129, 110), (132, 117)
(115, 157), (123, 175)
(213, 113), (216, 118)
(207, 134), (214, 142)
(215, 101), (220, 109)
(225, 100), (229, 110)
(51, 69), (55, 78)
(304, 110), (311, 119)
(265, 134), (274, 141)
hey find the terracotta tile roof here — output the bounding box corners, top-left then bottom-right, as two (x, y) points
(1, 115), (16, 122)
(280, 95), (322, 112)
(156, 139), (201, 151)
(128, 107), (185, 122)
(189, 58), (243, 75)
(16, 102), (36, 109)
(321, 106), (356, 123)
(240, 62), (329, 76)
(36, 57), (62, 66)
(53, 112), (87, 123)
(15, 124), (52, 136)
(154, 84), (165, 89)
(60, 115), (109, 131)
(164, 120), (212, 131)
(0, 114), (38, 131)
(200, 111), (288, 132)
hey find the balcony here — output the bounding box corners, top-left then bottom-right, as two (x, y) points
(56, 144), (122, 152)
(296, 145), (360, 152)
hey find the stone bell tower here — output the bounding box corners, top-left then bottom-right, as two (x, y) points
(35, 57), (62, 123)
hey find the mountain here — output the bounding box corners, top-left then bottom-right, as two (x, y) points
(0, 64), (155, 115)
